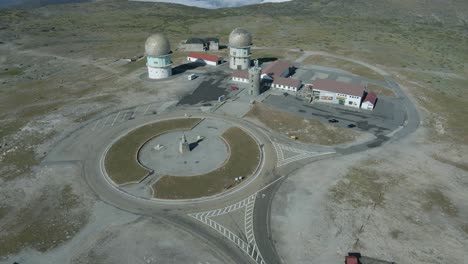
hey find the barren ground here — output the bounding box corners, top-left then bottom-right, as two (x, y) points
(245, 102), (363, 145)
(0, 0), (467, 262)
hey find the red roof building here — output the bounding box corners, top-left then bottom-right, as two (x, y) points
(262, 60), (294, 78)
(272, 77), (301, 91)
(313, 79), (366, 97)
(362, 92), (378, 110)
(187, 51), (221, 66)
(232, 70), (249, 83)
(312, 79), (366, 109)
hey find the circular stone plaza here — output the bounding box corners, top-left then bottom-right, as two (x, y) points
(103, 115), (265, 200)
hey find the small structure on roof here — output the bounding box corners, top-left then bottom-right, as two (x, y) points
(187, 52), (222, 66)
(361, 92), (378, 110)
(312, 79), (366, 109)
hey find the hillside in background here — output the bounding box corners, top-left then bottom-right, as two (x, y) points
(1, 0), (467, 26)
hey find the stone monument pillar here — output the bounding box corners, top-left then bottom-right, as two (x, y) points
(179, 133), (190, 154)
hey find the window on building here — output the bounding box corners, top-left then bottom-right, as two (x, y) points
(348, 101), (353, 105)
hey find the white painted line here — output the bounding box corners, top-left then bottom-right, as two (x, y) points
(143, 104), (151, 115)
(101, 115), (112, 129)
(92, 120), (100, 131)
(111, 112), (120, 126)
(257, 175), (285, 195)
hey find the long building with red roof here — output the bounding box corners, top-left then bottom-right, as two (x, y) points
(231, 59), (302, 92)
(187, 51), (222, 66)
(312, 79), (367, 109)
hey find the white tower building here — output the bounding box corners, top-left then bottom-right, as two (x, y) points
(228, 28), (252, 70)
(145, 33), (172, 79)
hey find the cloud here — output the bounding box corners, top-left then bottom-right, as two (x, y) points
(130, 0), (292, 9)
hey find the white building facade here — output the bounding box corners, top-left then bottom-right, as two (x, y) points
(228, 28), (253, 70)
(229, 47), (251, 70)
(311, 79), (366, 109)
(147, 54), (172, 79)
(313, 89), (362, 108)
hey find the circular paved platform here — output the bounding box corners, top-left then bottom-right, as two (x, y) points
(139, 130), (229, 177)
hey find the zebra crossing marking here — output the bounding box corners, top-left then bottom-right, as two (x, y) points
(188, 193), (265, 264)
(273, 142), (335, 167)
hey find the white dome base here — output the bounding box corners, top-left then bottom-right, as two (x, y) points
(148, 66), (172, 79)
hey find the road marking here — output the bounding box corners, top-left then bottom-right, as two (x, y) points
(143, 104), (152, 115)
(188, 193), (265, 264)
(111, 112), (120, 126)
(273, 142), (335, 167)
(99, 115), (113, 130)
(92, 120), (100, 131)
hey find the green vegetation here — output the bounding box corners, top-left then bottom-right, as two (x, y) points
(390, 229), (403, 239)
(105, 118), (201, 185)
(330, 167), (403, 208)
(0, 206), (10, 220)
(245, 103), (360, 145)
(0, 67), (23, 77)
(153, 126), (260, 199)
(421, 189), (458, 217)
(0, 184), (88, 256)
(462, 224), (468, 235)
(367, 83), (395, 97)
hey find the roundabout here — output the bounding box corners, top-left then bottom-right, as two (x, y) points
(102, 116), (264, 200)
(41, 49), (420, 264)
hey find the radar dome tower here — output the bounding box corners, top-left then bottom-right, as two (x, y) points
(228, 28), (252, 70)
(145, 33), (172, 79)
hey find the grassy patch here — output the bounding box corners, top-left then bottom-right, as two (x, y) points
(0, 184), (88, 256)
(0, 206), (10, 220)
(1, 148), (39, 180)
(329, 167), (403, 208)
(462, 224), (468, 235)
(390, 229), (403, 239)
(0, 67), (23, 77)
(367, 83), (395, 97)
(303, 55), (385, 81)
(153, 126), (260, 199)
(421, 189), (458, 217)
(121, 58), (147, 74)
(245, 103), (360, 145)
(105, 118), (201, 185)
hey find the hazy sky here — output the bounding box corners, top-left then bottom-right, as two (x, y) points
(130, 0), (292, 9)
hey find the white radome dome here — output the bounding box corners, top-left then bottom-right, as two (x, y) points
(145, 33), (171, 56)
(229, 28), (252, 48)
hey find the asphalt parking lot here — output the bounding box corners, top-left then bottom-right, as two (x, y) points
(264, 94), (406, 136)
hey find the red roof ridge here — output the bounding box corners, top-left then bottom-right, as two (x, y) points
(187, 51), (220, 62)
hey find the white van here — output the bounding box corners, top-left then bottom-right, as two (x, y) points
(188, 74), (197, 80)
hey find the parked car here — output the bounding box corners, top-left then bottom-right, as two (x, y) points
(328, 119), (339, 123)
(348, 124), (356, 128)
(231, 86), (239, 91)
